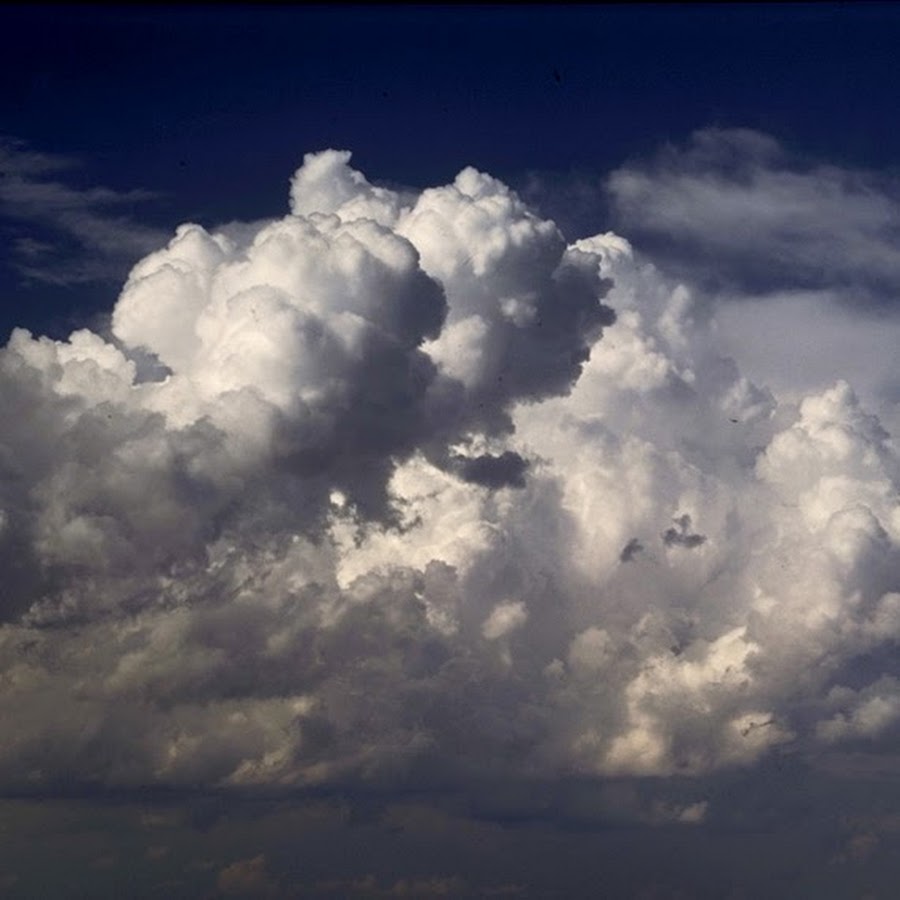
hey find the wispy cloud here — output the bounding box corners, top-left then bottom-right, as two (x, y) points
(607, 127), (900, 305)
(0, 138), (168, 286)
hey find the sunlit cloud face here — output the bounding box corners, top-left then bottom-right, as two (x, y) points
(1, 146), (899, 805)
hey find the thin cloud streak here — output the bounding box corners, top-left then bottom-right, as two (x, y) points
(607, 127), (900, 304)
(0, 137), (168, 286)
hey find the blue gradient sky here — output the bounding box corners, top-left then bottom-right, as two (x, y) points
(5, 4), (900, 336)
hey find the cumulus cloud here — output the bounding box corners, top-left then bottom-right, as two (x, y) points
(0, 147), (899, 804)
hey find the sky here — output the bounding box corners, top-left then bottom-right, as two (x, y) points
(4, 4), (900, 898)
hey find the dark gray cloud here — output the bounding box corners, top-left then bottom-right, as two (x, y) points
(619, 537), (643, 563)
(661, 514), (707, 550)
(452, 451), (529, 489)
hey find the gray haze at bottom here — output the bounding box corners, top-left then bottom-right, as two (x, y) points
(3, 758), (899, 899)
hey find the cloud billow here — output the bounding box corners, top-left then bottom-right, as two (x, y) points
(0, 149), (899, 802)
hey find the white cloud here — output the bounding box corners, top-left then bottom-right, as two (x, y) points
(482, 601), (528, 641)
(0, 147), (899, 796)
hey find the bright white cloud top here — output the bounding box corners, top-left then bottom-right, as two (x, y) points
(1, 148), (899, 793)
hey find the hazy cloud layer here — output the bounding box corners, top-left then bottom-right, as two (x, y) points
(1, 149), (899, 803)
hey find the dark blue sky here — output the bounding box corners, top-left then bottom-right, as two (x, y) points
(4, 4), (900, 338)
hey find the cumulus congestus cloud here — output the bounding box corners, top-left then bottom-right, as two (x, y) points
(0, 149), (899, 795)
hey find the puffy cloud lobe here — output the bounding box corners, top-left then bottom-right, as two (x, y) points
(287, 149), (613, 422)
(0, 150), (899, 798)
(482, 601), (528, 641)
(399, 167), (615, 439)
(113, 212), (447, 518)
